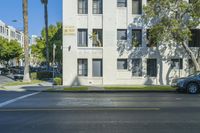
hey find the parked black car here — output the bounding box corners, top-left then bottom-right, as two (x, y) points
(171, 72), (200, 94)
(13, 70), (24, 80)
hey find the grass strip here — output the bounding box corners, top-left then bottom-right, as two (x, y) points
(3, 80), (43, 86)
(104, 86), (175, 91)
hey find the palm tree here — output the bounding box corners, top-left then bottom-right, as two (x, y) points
(41, 0), (49, 70)
(22, 0), (31, 82)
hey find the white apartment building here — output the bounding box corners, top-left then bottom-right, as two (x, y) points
(0, 20), (25, 67)
(63, 0), (200, 86)
(0, 20), (24, 47)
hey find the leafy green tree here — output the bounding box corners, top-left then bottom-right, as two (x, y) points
(0, 37), (22, 67)
(143, 0), (200, 71)
(31, 38), (46, 65)
(31, 22), (62, 66)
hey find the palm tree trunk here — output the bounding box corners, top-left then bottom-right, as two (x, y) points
(23, 0), (31, 82)
(44, 3), (49, 70)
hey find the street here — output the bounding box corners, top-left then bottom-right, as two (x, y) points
(0, 91), (200, 133)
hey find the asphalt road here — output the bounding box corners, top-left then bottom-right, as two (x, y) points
(0, 91), (200, 133)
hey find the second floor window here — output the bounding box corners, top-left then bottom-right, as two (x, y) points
(92, 29), (103, 47)
(93, 0), (103, 14)
(132, 29), (142, 47)
(147, 29), (157, 47)
(132, 0), (142, 14)
(117, 29), (127, 40)
(117, 0), (127, 7)
(78, 0), (88, 14)
(189, 29), (200, 47)
(78, 29), (88, 47)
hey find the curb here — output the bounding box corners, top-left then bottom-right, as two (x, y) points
(42, 90), (177, 93)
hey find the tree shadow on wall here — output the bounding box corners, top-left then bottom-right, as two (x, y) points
(117, 16), (189, 85)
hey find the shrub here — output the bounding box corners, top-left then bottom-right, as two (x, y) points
(37, 71), (53, 80)
(31, 72), (37, 80)
(53, 77), (62, 85)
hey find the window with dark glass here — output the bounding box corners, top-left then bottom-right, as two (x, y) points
(78, 59), (88, 76)
(147, 29), (157, 47)
(117, 29), (127, 40)
(117, 0), (127, 7)
(117, 59), (128, 70)
(78, 29), (88, 47)
(188, 59), (195, 75)
(189, 29), (200, 47)
(171, 59), (183, 69)
(147, 59), (157, 77)
(132, 58), (142, 76)
(93, 0), (102, 14)
(132, 29), (142, 47)
(78, 0), (88, 14)
(132, 0), (142, 14)
(92, 29), (103, 47)
(93, 59), (103, 77)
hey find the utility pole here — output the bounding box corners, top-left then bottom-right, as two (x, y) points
(52, 44), (56, 88)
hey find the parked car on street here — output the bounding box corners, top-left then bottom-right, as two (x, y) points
(13, 70), (24, 80)
(171, 72), (200, 94)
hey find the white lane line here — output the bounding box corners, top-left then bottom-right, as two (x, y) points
(0, 92), (40, 108)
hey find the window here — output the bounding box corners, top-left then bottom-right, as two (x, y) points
(117, 29), (127, 40)
(92, 29), (103, 47)
(10, 31), (15, 38)
(78, 0), (88, 14)
(189, 0), (195, 3)
(147, 29), (156, 47)
(78, 59), (88, 76)
(132, 0), (142, 14)
(0, 26), (2, 33)
(171, 59), (183, 69)
(188, 59), (195, 75)
(189, 29), (200, 47)
(147, 59), (157, 77)
(117, 0), (127, 7)
(16, 34), (21, 41)
(93, 0), (102, 14)
(93, 59), (103, 77)
(117, 59), (128, 70)
(78, 29), (88, 47)
(132, 59), (142, 76)
(132, 29), (142, 47)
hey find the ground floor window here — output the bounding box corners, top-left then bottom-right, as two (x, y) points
(147, 59), (157, 77)
(117, 59), (127, 70)
(132, 58), (142, 77)
(93, 59), (103, 77)
(78, 59), (88, 76)
(171, 59), (183, 70)
(188, 59), (195, 75)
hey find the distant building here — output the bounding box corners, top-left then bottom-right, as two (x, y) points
(0, 20), (25, 67)
(30, 35), (39, 46)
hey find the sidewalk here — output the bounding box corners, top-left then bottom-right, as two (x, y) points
(1, 81), (52, 92)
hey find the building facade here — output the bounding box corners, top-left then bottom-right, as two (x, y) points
(63, 0), (200, 86)
(0, 20), (25, 67)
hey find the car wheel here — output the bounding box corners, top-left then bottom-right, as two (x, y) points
(187, 83), (199, 94)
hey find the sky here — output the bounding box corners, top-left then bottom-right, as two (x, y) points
(0, 0), (62, 36)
